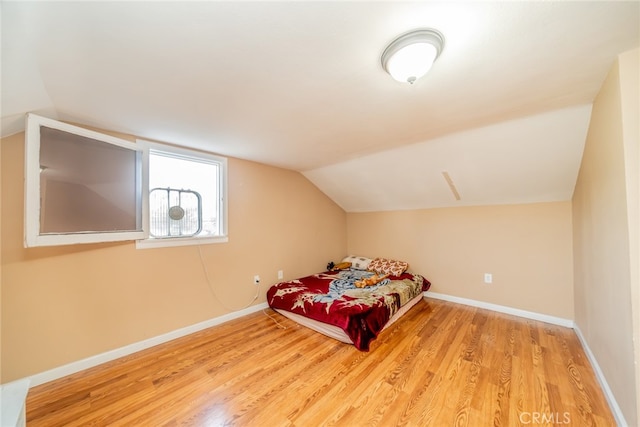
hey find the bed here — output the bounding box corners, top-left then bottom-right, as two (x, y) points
(266, 256), (431, 351)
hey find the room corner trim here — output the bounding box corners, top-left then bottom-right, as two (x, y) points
(24, 302), (269, 388)
(573, 324), (628, 427)
(423, 291), (575, 328)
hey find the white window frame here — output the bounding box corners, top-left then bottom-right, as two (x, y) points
(24, 114), (145, 247)
(135, 140), (228, 249)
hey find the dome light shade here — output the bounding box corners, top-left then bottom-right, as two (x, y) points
(381, 29), (444, 84)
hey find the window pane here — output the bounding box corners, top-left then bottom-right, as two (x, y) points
(39, 126), (140, 234)
(149, 151), (219, 237)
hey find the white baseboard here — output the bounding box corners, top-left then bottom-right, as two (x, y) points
(0, 378), (30, 427)
(26, 302), (269, 388)
(424, 291), (574, 328)
(424, 291), (627, 426)
(573, 325), (628, 427)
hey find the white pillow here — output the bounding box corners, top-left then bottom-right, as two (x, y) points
(341, 255), (372, 270)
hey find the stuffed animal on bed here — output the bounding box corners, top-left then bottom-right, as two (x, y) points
(354, 273), (390, 288)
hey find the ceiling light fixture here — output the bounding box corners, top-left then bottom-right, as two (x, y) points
(381, 28), (445, 84)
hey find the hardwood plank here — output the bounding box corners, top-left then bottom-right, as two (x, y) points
(26, 300), (617, 426)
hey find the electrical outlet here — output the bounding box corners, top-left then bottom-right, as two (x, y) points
(277, 270), (284, 280)
(484, 273), (492, 284)
(253, 275), (260, 285)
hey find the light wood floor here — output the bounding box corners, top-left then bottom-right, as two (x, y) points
(26, 298), (615, 426)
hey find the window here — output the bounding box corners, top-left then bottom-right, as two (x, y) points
(136, 141), (228, 249)
(24, 114), (144, 247)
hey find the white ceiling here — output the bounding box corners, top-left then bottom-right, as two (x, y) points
(2, 1), (639, 212)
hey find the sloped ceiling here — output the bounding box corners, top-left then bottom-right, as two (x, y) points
(2, 1), (638, 212)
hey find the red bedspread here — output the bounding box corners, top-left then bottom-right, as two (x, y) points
(267, 269), (431, 351)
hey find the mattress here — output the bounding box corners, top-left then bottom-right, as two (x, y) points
(267, 268), (430, 350)
(274, 292), (425, 344)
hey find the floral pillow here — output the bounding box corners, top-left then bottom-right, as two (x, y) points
(368, 257), (409, 276)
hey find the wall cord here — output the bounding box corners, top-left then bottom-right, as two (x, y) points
(197, 244), (259, 312)
(262, 309), (288, 330)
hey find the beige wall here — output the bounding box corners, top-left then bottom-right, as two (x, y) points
(619, 48), (640, 422)
(347, 202), (574, 319)
(1, 130), (347, 382)
(572, 48), (639, 426)
(0, 134), (3, 382)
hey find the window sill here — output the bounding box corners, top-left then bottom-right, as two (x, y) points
(135, 235), (228, 249)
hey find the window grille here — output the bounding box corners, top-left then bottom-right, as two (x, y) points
(149, 188), (202, 238)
